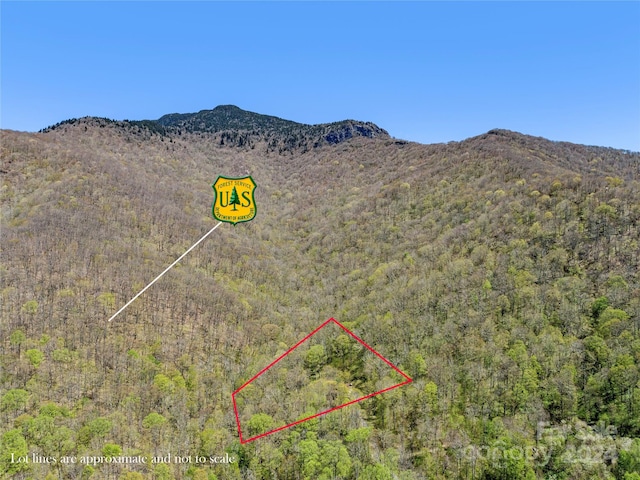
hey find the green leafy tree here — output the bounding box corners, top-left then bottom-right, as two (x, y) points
(597, 307), (630, 338)
(299, 437), (321, 479)
(346, 427), (372, 463)
(26, 348), (45, 368)
(405, 351), (428, 378)
(81, 465), (95, 480)
(102, 443), (122, 458)
(423, 381), (439, 414)
(615, 438), (640, 479)
(142, 412), (167, 429)
(1, 389), (29, 413)
(583, 335), (610, 371)
(319, 440), (351, 479)
(199, 428), (226, 455)
(591, 296), (610, 319)
(9, 329), (26, 356)
(154, 373), (175, 394)
(331, 334), (353, 369)
(247, 413), (274, 437)
(26, 412), (75, 458)
(143, 412), (167, 450)
(304, 345), (326, 378)
(0, 429), (29, 476)
(154, 463), (175, 480)
(78, 417), (112, 446)
(21, 299), (38, 314)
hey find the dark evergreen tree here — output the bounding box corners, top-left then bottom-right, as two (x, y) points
(230, 186), (241, 211)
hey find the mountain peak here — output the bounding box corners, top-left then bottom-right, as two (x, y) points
(212, 104), (242, 112)
(153, 105), (389, 151)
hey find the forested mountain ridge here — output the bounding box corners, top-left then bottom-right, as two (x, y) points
(41, 105), (390, 153)
(2, 114), (640, 480)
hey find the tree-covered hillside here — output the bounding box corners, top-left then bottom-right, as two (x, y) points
(1, 117), (639, 479)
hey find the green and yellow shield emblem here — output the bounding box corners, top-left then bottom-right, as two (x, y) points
(212, 176), (257, 225)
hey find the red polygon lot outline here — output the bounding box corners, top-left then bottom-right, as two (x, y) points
(232, 317), (413, 444)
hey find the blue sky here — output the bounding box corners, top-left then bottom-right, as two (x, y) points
(2, 1), (639, 150)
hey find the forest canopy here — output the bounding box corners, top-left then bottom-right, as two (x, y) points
(1, 112), (640, 479)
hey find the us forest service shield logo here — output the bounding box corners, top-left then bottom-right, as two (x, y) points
(212, 176), (257, 225)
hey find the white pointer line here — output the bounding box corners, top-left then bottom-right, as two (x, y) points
(108, 221), (223, 322)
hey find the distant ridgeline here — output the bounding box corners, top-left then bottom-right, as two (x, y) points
(41, 105), (390, 153)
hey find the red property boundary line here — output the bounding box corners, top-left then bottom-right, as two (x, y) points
(232, 317), (413, 444)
